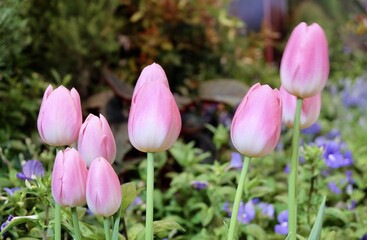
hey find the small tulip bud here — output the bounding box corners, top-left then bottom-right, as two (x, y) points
(37, 85), (82, 146)
(86, 157), (122, 217)
(78, 114), (116, 167)
(280, 86), (321, 129)
(128, 63), (181, 152)
(52, 148), (88, 207)
(231, 83), (282, 157)
(280, 22), (329, 98)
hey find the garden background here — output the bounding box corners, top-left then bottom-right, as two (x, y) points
(1, 0), (367, 239)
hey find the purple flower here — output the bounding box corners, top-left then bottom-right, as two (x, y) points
(284, 164), (290, 174)
(191, 180), (209, 190)
(1, 215), (13, 231)
(223, 202), (230, 213)
(127, 196), (143, 212)
(274, 210), (288, 235)
(342, 78), (367, 109)
(321, 141), (353, 169)
(349, 200), (357, 210)
(227, 152), (243, 170)
(237, 201), (255, 224)
(328, 181), (342, 194)
(258, 202), (274, 218)
(301, 122), (321, 135)
(3, 187), (21, 196)
(361, 234), (367, 240)
(16, 160), (45, 181)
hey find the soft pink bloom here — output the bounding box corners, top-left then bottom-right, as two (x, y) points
(37, 85), (82, 146)
(86, 157), (122, 217)
(78, 114), (116, 167)
(52, 148), (88, 207)
(132, 62), (169, 97)
(280, 22), (329, 98)
(231, 83), (282, 157)
(280, 86), (321, 129)
(128, 63), (181, 152)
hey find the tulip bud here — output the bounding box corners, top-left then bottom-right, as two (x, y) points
(231, 83), (282, 157)
(128, 63), (181, 152)
(86, 157), (122, 217)
(37, 85), (82, 146)
(280, 22), (329, 98)
(280, 86), (321, 129)
(52, 148), (88, 207)
(78, 114), (116, 167)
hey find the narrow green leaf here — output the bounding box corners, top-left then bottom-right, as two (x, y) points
(308, 196), (326, 240)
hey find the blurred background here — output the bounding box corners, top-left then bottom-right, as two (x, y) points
(1, 0), (367, 167)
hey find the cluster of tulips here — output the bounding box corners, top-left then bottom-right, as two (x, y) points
(36, 21), (328, 239)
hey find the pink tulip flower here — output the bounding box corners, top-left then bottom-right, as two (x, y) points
(37, 85), (82, 146)
(231, 83), (282, 157)
(280, 86), (321, 129)
(128, 63), (181, 152)
(280, 22), (329, 98)
(78, 114), (116, 167)
(132, 62), (169, 97)
(52, 148), (88, 207)
(86, 157), (122, 217)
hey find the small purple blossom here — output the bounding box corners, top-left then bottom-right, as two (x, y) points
(258, 202), (274, 219)
(223, 200), (255, 224)
(341, 78), (367, 109)
(237, 201), (255, 224)
(284, 164), (290, 174)
(16, 160), (45, 181)
(328, 181), (342, 194)
(301, 122), (321, 135)
(274, 210), (288, 235)
(1, 215), (13, 231)
(319, 140), (353, 169)
(127, 196), (144, 211)
(3, 187), (21, 196)
(227, 152), (243, 170)
(349, 200), (357, 210)
(191, 180), (209, 190)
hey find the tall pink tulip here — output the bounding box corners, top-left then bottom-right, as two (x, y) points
(230, 83), (282, 157)
(86, 157), (122, 217)
(128, 63), (181, 152)
(78, 114), (116, 167)
(52, 148), (88, 207)
(280, 86), (321, 129)
(37, 85), (82, 146)
(280, 22), (329, 98)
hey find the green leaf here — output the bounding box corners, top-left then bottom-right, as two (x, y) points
(308, 196), (326, 240)
(324, 206), (349, 224)
(128, 223), (145, 240)
(153, 219), (185, 238)
(120, 182), (138, 217)
(297, 234), (308, 240)
(0, 215), (38, 235)
(201, 207), (214, 226)
(243, 224), (267, 240)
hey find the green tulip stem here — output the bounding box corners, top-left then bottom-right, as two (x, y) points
(71, 207), (81, 240)
(146, 152), (155, 240)
(104, 217), (111, 240)
(288, 98), (303, 240)
(227, 156), (251, 240)
(55, 203), (61, 240)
